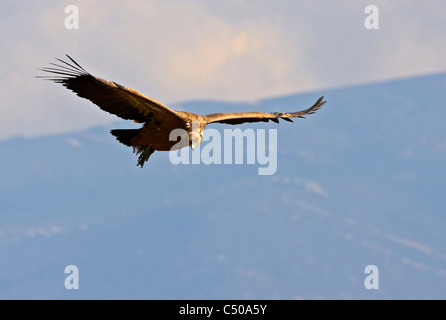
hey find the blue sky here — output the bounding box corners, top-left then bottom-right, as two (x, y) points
(1, 1), (446, 139)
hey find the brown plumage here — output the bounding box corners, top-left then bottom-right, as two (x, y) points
(38, 55), (326, 167)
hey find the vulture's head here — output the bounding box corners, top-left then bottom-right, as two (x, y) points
(185, 120), (204, 150)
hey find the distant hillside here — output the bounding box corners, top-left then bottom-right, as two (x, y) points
(0, 73), (445, 299)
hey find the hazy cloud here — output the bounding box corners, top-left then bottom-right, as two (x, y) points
(387, 233), (433, 255)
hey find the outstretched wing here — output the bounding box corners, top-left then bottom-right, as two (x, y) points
(204, 96), (326, 125)
(37, 55), (184, 124)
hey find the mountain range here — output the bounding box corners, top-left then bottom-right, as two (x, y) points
(0, 73), (445, 299)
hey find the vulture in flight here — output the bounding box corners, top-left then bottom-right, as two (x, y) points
(38, 55), (326, 167)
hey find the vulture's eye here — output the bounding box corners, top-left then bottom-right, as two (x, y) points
(185, 122), (190, 127)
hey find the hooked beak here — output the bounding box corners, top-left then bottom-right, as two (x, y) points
(189, 131), (202, 150)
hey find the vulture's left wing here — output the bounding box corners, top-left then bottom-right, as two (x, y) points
(37, 55), (183, 124)
(204, 96), (326, 125)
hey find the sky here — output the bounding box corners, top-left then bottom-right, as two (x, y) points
(1, 0), (446, 140)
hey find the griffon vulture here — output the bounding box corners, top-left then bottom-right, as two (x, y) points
(38, 55), (326, 167)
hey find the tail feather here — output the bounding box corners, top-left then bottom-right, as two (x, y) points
(110, 129), (139, 147)
(110, 129), (155, 168)
(110, 129), (155, 167)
